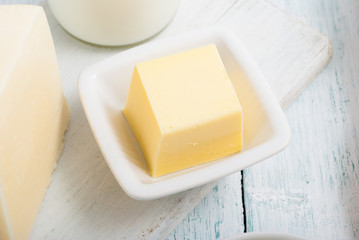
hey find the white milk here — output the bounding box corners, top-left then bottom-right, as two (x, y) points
(48, 0), (181, 46)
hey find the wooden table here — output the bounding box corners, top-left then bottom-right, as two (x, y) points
(168, 1), (359, 239)
(2, 0), (357, 239)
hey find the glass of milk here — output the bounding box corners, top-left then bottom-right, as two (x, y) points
(48, 0), (181, 46)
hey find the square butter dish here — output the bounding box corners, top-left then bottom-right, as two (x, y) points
(78, 28), (290, 200)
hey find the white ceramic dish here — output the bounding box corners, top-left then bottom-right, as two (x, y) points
(225, 232), (308, 240)
(78, 27), (290, 200)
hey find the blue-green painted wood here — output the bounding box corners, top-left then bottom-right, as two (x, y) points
(243, 1), (359, 239)
(167, 174), (244, 240)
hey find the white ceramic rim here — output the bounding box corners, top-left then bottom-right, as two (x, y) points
(224, 232), (309, 240)
(78, 27), (291, 200)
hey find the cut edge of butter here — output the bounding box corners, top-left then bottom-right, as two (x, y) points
(0, 5), (70, 240)
(123, 44), (243, 178)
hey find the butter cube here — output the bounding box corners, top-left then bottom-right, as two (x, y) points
(123, 44), (242, 177)
(0, 5), (69, 239)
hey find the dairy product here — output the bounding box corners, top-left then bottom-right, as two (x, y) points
(123, 44), (243, 177)
(0, 5), (70, 239)
(48, 0), (181, 46)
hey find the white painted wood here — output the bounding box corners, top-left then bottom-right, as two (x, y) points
(1, 0), (331, 239)
(238, 1), (359, 240)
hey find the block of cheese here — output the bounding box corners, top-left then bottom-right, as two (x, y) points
(123, 44), (243, 177)
(0, 5), (70, 240)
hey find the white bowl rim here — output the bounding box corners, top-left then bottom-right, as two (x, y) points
(78, 27), (291, 200)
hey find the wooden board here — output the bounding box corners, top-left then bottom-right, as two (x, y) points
(9, 0), (332, 239)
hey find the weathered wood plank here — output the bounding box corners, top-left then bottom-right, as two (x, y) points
(168, 174), (244, 240)
(243, 0), (359, 239)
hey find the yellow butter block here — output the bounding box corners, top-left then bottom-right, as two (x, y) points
(0, 5), (70, 240)
(123, 44), (242, 177)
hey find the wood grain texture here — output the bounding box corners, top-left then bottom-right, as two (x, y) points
(0, 0), (331, 239)
(240, 1), (359, 240)
(169, 174), (245, 240)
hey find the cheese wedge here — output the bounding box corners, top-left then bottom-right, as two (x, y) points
(0, 5), (70, 240)
(123, 44), (243, 177)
